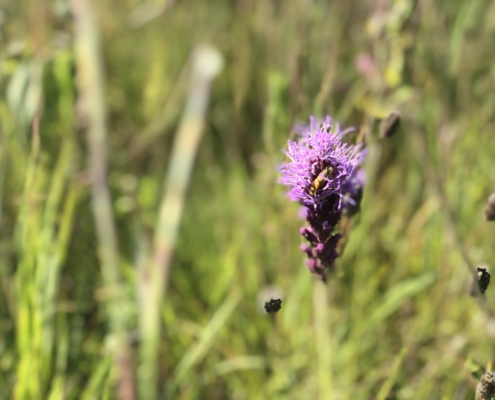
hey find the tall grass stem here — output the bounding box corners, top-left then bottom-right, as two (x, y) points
(138, 46), (223, 399)
(71, 0), (135, 398)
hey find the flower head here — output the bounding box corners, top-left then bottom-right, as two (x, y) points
(279, 116), (366, 280)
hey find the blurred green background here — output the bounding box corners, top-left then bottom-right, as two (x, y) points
(2, 0), (495, 399)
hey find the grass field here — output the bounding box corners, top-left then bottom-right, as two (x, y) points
(2, 0), (495, 399)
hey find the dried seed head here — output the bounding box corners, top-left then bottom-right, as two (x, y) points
(485, 193), (495, 221)
(471, 267), (491, 296)
(264, 299), (282, 313)
(256, 285), (284, 315)
(476, 371), (495, 400)
(379, 111), (401, 139)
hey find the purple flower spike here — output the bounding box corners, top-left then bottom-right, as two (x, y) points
(279, 116), (366, 280)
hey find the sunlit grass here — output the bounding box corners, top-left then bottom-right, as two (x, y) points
(1, 0), (495, 399)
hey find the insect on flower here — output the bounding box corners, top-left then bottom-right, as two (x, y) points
(279, 116), (367, 280)
(309, 166), (334, 196)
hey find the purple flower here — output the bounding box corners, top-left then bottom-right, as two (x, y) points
(279, 116), (366, 280)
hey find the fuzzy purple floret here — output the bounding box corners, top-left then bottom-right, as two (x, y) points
(279, 116), (366, 280)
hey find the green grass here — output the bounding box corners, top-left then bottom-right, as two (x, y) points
(1, 0), (495, 398)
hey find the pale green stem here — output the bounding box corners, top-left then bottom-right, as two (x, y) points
(313, 281), (333, 400)
(71, 0), (135, 398)
(138, 46), (223, 399)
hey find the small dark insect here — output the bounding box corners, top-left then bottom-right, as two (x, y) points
(264, 298), (282, 313)
(379, 111), (401, 138)
(470, 267), (491, 296)
(309, 166), (334, 196)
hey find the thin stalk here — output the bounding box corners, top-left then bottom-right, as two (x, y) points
(138, 46), (223, 399)
(15, 117), (42, 399)
(417, 126), (495, 322)
(71, 1), (135, 398)
(313, 281), (333, 400)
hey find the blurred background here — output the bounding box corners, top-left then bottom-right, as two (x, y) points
(1, 0), (495, 399)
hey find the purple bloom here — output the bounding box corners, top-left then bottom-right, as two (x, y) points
(279, 116), (366, 280)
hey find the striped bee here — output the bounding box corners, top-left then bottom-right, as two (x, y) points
(309, 166), (334, 196)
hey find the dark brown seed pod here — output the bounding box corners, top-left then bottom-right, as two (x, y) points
(485, 193), (495, 221)
(476, 371), (495, 400)
(379, 111), (401, 138)
(264, 299), (282, 313)
(470, 267), (491, 296)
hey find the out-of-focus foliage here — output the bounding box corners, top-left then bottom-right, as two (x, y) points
(1, 0), (495, 399)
